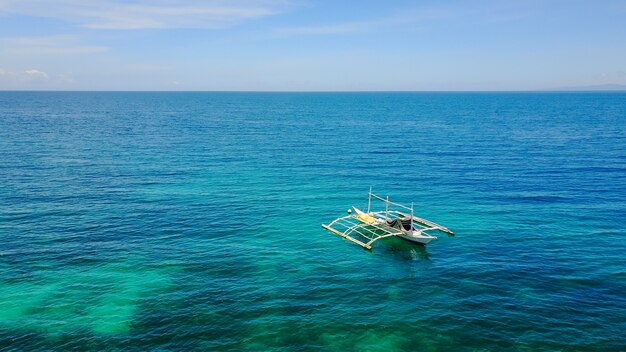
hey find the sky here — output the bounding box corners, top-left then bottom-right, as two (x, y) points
(0, 0), (625, 91)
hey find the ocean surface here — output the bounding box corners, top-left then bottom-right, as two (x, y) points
(0, 92), (625, 351)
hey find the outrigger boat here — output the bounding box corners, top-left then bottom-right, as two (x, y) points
(322, 188), (454, 250)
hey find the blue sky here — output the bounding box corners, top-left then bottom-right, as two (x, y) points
(0, 0), (625, 91)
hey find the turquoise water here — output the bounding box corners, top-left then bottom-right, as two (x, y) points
(1, 92), (625, 351)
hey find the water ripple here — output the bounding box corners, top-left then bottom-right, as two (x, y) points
(1, 92), (625, 351)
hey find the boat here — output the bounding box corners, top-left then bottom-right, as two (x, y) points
(321, 188), (454, 250)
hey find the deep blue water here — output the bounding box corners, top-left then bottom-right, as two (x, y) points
(0, 92), (625, 351)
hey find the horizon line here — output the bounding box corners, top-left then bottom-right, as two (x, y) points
(2, 89), (626, 93)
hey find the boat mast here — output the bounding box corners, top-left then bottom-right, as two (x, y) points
(367, 186), (372, 213)
(385, 195), (389, 220)
(411, 202), (414, 229)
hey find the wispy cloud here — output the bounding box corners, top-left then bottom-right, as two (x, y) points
(0, 35), (108, 55)
(274, 6), (457, 36)
(0, 0), (288, 30)
(276, 22), (371, 35)
(274, 2), (539, 36)
(58, 73), (75, 83)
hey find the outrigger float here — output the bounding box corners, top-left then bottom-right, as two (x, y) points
(322, 188), (454, 250)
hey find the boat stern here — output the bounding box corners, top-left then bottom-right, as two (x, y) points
(399, 231), (436, 245)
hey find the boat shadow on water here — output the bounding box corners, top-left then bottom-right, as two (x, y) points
(377, 237), (431, 261)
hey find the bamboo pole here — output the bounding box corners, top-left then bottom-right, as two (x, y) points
(322, 224), (372, 250)
(411, 216), (455, 235)
(369, 193), (413, 211)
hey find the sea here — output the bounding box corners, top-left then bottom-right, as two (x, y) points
(0, 92), (625, 351)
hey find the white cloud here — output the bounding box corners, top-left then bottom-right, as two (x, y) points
(24, 69), (49, 80)
(0, 0), (288, 30)
(0, 68), (80, 88)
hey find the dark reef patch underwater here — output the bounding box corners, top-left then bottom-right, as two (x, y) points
(1, 92), (625, 351)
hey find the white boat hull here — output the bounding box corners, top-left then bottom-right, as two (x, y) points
(397, 232), (435, 245)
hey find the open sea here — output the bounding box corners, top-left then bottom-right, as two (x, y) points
(0, 92), (625, 351)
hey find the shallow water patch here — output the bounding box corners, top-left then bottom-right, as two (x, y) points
(0, 261), (173, 336)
